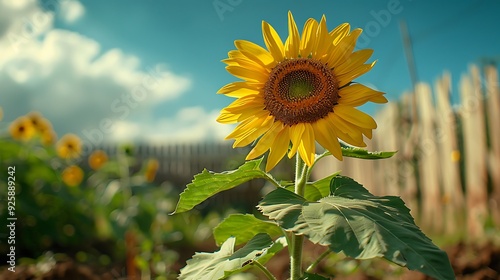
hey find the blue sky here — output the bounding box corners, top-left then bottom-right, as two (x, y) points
(1, 0), (499, 147)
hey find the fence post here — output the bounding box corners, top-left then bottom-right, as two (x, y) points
(435, 71), (465, 234)
(460, 66), (488, 238)
(485, 66), (500, 228)
(416, 82), (443, 233)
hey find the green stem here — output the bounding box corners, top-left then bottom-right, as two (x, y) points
(305, 249), (331, 273)
(252, 260), (277, 280)
(290, 154), (308, 280)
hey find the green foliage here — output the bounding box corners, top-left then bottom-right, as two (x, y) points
(340, 146), (397, 159)
(213, 214), (282, 246)
(173, 158), (277, 214)
(0, 133), (220, 279)
(259, 176), (455, 280)
(179, 233), (281, 280)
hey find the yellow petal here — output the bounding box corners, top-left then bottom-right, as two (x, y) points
(217, 109), (240, 124)
(338, 84), (387, 106)
(226, 65), (269, 83)
(371, 95), (389, 103)
(224, 95), (263, 111)
(335, 106), (377, 129)
(330, 119), (366, 147)
(235, 40), (276, 68)
(312, 117), (343, 160)
(262, 21), (284, 61)
(334, 49), (373, 75)
(329, 113), (365, 146)
(284, 11), (300, 58)
(233, 115), (275, 147)
(336, 60), (376, 87)
(246, 121), (284, 160)
(329, 23), (350, 45)
(288, 123), (305, 158)
(297, 123), (315, 166)
(226, 50), (246, 60)
(313, 15), (333, 62)
(326, 29), (362, 68)
(223, 56), (267, 73)
(266, 127), (290, 172)
(299, 18), (318, 58)
(218, 81), (262, 98)
(226, 111), (269, 139)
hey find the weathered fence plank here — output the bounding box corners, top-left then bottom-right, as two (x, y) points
(416, 82), (442, 233)
(435, 71), (464, 234)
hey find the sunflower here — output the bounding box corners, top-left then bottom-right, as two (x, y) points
(144, 159), (160, 183)
(88, 150), (108, 170)
(217, 11), (387, 171)
(9, 116), (36, 141)
(56, 134), (82, 159)
(26, 111), (57, 145)
(62, 165), (84, 187)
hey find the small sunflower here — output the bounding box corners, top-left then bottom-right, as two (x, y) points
(88, 150), (108, 170)
(217, 11), (387, 171)
(62, 165), (84, 187)
(56, 134), (82, 159)
(26, 112), (57, 145)
(9, 116), (36, 141)
(41, 130), (57, 146)
(144, 159), (159, 183)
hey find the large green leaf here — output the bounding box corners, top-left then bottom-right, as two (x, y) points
(173, 158), (275, 214)
(213, 214), (283, 246)
(179, 233), (284, 280)
(259, 176), (455, 280)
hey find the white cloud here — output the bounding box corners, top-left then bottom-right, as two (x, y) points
(0, 0), (53, 50)
(108, 107), (233, 144)
(59, 0), (85, 23)
(0, 1), (193, 146)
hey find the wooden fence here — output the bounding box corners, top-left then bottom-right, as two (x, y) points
(89, 142), (292, 213)
(313, 65), (500, 238)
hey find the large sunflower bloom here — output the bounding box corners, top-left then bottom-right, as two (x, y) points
(217, 11), (387, 171)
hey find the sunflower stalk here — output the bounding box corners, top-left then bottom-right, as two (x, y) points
(290, 154), (308, 280)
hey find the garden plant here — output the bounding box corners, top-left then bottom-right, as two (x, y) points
(174, 11), (455, 280)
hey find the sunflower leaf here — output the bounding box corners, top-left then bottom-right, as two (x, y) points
(173, 158), (275, 214)
(179, 233), (284, 280)
(340, 145), (397, 159)
(213, 214), (283, 246)
(259, 176), (455, 280)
